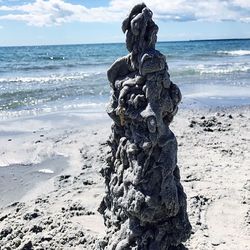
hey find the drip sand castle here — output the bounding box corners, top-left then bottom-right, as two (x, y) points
(99, 3), (192, 249)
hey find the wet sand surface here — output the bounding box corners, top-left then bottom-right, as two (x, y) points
(0, 156), (68, 208)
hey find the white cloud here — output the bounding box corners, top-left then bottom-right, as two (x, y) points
(0, 0), (125, 26)
(0, 0), (249, 26)
(0, 25), (3, 29)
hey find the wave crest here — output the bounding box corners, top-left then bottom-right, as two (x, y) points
(217, 50), (250, 56)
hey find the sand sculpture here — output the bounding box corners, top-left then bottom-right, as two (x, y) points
(99, 3), (191, 249)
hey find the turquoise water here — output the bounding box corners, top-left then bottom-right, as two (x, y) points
(0, 39), (250, 118)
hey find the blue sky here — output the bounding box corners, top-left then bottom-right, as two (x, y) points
(0, 0), (250, 46)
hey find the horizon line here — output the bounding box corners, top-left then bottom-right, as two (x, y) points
(0, 37), (250, 48)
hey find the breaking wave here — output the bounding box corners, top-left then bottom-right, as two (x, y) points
(179, 63), (250, 75)
(217, 50), (250, 56)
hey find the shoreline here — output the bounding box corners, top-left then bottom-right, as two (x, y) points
(1, 97), (250, 123)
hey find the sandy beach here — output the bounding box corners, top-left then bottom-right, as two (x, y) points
(0, 0), (250, 249)
(0, 105), (249, 249)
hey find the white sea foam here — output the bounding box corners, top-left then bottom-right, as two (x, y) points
(62, 102), (107, 110)
(0, 101), (107, 120)
(0, 72), (104, 84)
(190, 63), (250, 74)
(217, 50), (250, 56)
(38, 169), (54, 174)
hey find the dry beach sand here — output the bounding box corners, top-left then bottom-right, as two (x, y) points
(0, 105), (249, 249)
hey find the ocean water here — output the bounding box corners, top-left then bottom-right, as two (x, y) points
(0, 39), (250, 119)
